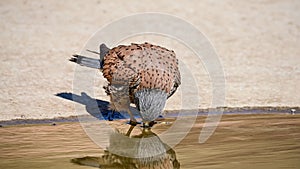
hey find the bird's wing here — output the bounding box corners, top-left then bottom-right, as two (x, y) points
(102, 42), (180, 95)
(102, 44), (143, 84)
(137, 43), (181, 95)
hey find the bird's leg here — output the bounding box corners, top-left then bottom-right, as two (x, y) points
(127, 109), (138, 126)
(125, 125), (135, 136)
(107, 110), (114, 121)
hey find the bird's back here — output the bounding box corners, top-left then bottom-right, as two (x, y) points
(102, 42), (181, 100)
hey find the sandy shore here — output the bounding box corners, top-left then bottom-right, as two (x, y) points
(0, 0), (299, 121)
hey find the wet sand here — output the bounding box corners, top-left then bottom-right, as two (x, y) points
(1, 113), (299, 169)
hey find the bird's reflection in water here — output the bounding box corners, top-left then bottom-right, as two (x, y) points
(71, 126), (180, 169)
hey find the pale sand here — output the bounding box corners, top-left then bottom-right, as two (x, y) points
(0, 0), (299, 120)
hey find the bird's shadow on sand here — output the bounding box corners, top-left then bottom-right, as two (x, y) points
(55, 92), (137, 121)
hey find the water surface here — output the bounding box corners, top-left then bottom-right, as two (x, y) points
(1, 114), (300, 169)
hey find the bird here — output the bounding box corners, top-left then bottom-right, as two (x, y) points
(70, 42), (181, 128)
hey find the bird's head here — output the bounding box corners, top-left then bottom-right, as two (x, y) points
(134, 89), (168, 127)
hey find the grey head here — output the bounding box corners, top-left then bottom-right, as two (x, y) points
(134, 89), (168, 124)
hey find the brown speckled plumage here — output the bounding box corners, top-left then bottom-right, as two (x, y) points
(102, 42), (180, 101)
(71, 42), (181, 126)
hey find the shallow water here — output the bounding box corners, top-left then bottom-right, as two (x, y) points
(1, 114), (300, 169)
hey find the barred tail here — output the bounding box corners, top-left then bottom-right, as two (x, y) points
(69, 54), (101, 69)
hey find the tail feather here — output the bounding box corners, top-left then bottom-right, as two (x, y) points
(70, 54), (101, 69)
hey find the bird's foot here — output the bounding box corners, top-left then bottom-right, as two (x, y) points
(141, 121), (156, 128)
(127, 120), (141, 126)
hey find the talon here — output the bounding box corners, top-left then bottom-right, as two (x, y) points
(142, 121), (156, 128)
(127, 120), (140, 126)
(149, 121), (156, 127)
